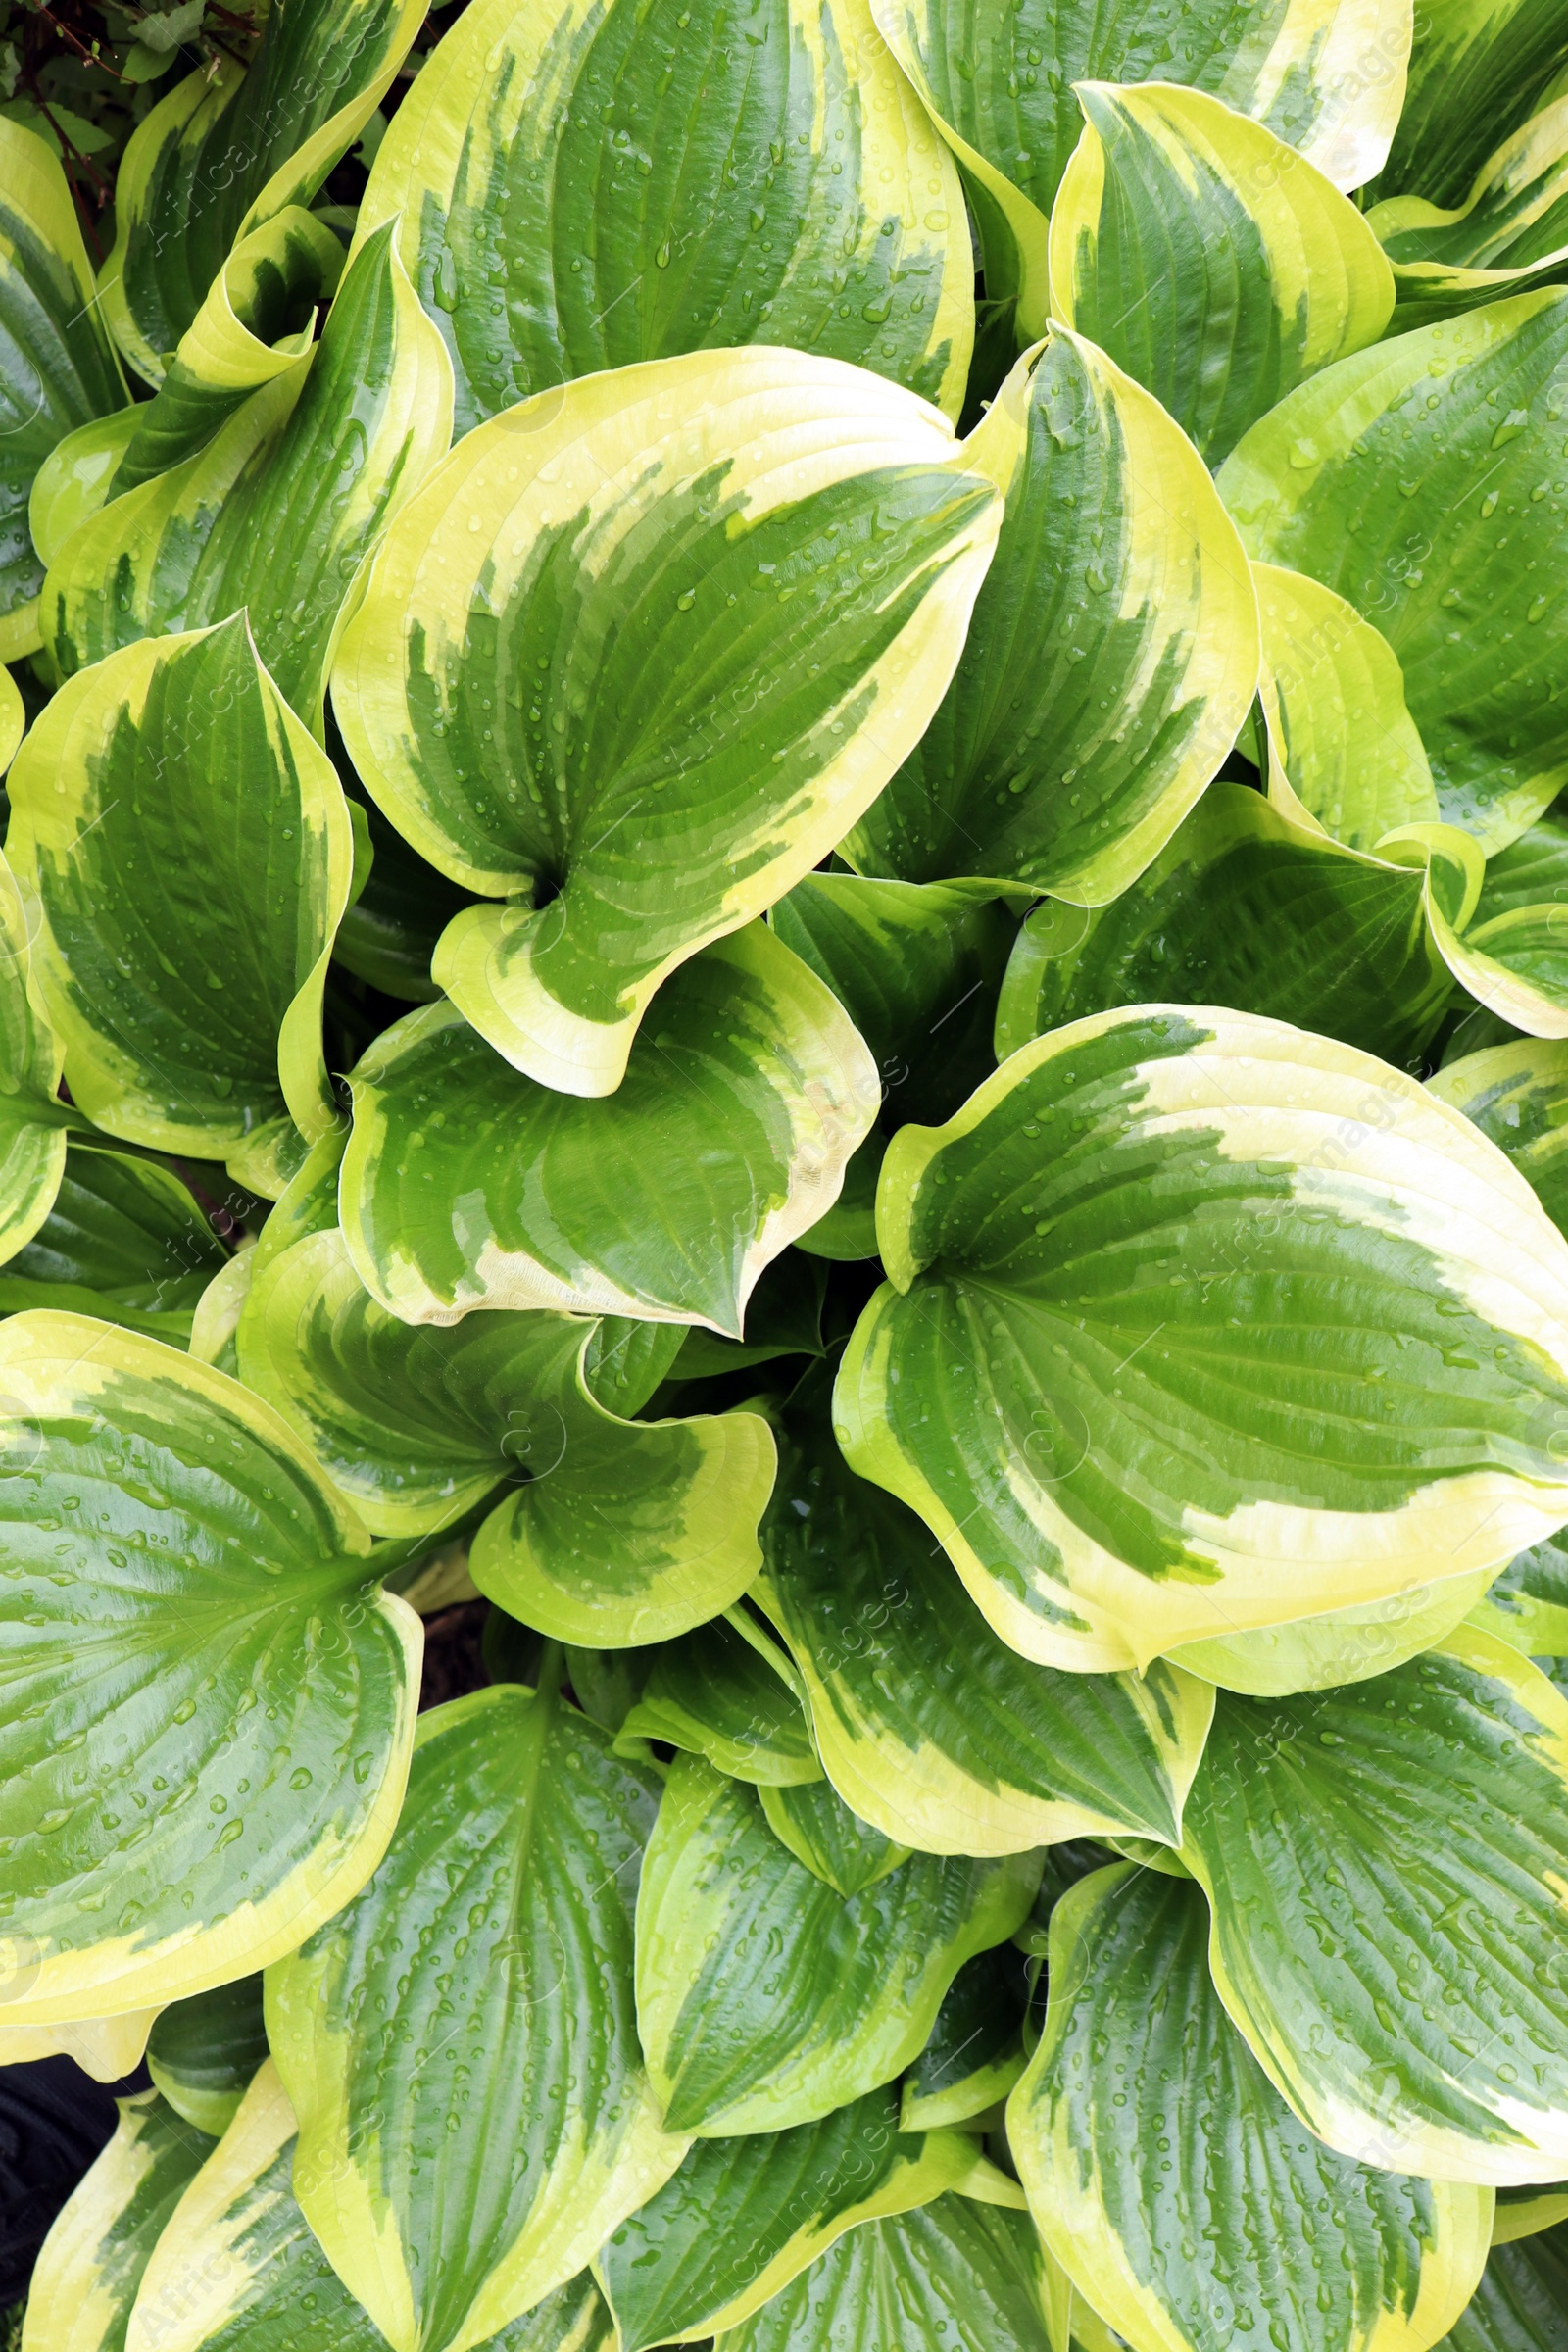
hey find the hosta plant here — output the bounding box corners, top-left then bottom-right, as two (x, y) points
(9, 0), (1568, 2346)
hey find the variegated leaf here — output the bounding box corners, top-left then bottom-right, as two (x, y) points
(1371, 93), (1568, 325)
(1219, 287), (1568, 855)
(1378, 0), (1568, 204)
(22, 2088), (215, 2352)
(756, 1392), (1213, 1854)
(1010, 1862), (1491, 2352)
(240, 1223), (776, 1644)
(635, 1753), (1040, 2134)
(901, 1944), (1030, 2131)
(838, 1004), (1568, 1676)
(615, 1614), (822, 1785)
(45, 227), (454, 729)
(845, 333), (1258, 906)
(0, 844), (74, 1269)
(339, 924), (879, 1335)
(0, 117), (125, 662)
(268, 1681), (686, 2352)
(993, 785), (1451, 1076)
(145, 1977), (269, 2139)
(710, 2195), (1062, 2352)
(1182, 1628), (1568, 2183)
(1050, 83), (1393, 466)
(100, 0), (426, 382)
(598, 2082), (992, 2350)
(0, 1309), (417, 2026)
(356, 0), (974, 435)
(6, 614), (356, 1152)
(0, 1140), (229, 1343)
(870, 0), (1409, 335)
(331, 345), (999, 1094)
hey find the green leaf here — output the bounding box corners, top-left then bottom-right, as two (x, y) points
(0, 663), (22, 773)
(635, 1754), (1040, 2134)
(241, 1223), (777, 1644)
(756, 1395), (1213, 1854)
(0, 845), (73, 1270)
(1377, 0), (1568, 207)
(1475, 806), (1568, 923)
(331, 773), (474, 1004)
(339, 924), (879, 1335)
(1427, 1039), (1568, 1234)
(1050, 84), (1393, 466)
(615, 1614), (822, 1786)
(7, 614), (356, 1153)
(0, 1139), (227, 1341)
(99, 0), (426, 383)
(44, 227), (454, 730)
(1252, 561), (1440, 852)
(0, 117), (125, 662)
(332, 346), (999, 1095)
(900, 1944), (1030, 2131)
(772, 873), (1014, 1260)
(1010, 1863), (1491, 2352)
(844, 333), (1258, 906)
(1466, 1528), (1568, 1667)
(599, 2082), (992, 2350)
(110, 207), (346, 494)
(0, 1308), (418, 2025)
(759, 1777), (912, 1896)
(869, 0), (1408, 335)
(1492, 2186), (1568, 2247)
(1433, 2224), (1568, 2350)
(146, 1977), (269, 2138)
(28, 410), (140, 574)
(1181, 1628), (1568, 2182)
(710, 2195), (1061, 2352)
(991, 784), (1452, 1076)
(356, 0), (975, 435)
(24, 2088), (215, 2352)
(268, 1681), (687, 2352)
(1433, 902), (1568, 1041)
(839, 1004), (1568, 1677)
(1370, 95), (1568, 327)
(1218, 287), (1568, 855)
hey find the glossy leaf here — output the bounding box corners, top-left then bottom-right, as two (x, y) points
(901, 1943), (1030, 2131)
(339, 924), (879, 1335)
(0, 117), (126, 662)
(615, 1614), (822, 1785)
(0, 846), (73, 1269)
(268, 1681), (685, 2352)
(22, 2088), (215, 2352)
(1371, 94), (1568, 325)
(1219, 287), (1568, 854)
(0, 1140), (228, 1342)
(333, 344), (998, 1094)
(757, 1397), (1213, 1854)
(1378, 0), (1568, 205)
(710, 2194), (1061, 2352)
(846, 333), (1259, 905)
(1182, 1628), (1568, 2182)
(1252, 561), (1439, 851)
(1466, 1527), (1568, 1666)
(111, 208), (347, 495)
(1432, 2224), (1568, 2350)
(100, 0), (426, 383)
(759, 1776), (912, 1896)
(771, 872), (1014, 1260)
(1428, 1039), (1568, 1232)
(45, 227), (454, 729)
(1051, 84), (1393, 466)
(7, 615), (356, 1152)
(0, 1309), (418, 2025)
(598, 2082), (990, 2350)
(145, 1977), (270, 2138)
(992, 785), (1451, 1075)
(1011, 1862), (1490, 2352)
(839, 1004), (1568, 1676)
(356, 0), (974, 435)
(635, 1753), (1041, 2134)
(870, 0), (1409, 334)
